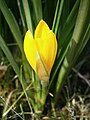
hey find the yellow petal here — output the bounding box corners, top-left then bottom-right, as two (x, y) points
(35, 30), (57, 74)
(24, 30), (37, 71)
(34, 20), (50, 40)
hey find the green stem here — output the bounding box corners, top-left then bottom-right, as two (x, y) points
(34, 86), (47, 113)
(41, 86), (47, 110)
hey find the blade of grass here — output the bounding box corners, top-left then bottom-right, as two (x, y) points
(22, 0), (33, 34)
(32, 0), (42, 24)
(60, 0), (70, 27)
(0, 35), (20, 76)
(2, 91), (14, 120)
(17, 0), (27, 33)
(73, 23), (90, 66)
(0, 0), (23, 53)
(79, 24), (90, 55)
(58, 0), (80, 50)
(52, 0), (64, 35)
(20, 104), (25, 120)
(20, 66), (34, 114)
(0, 11), (2, 34)
(52, 0), (59, 31)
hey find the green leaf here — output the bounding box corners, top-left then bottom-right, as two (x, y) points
(52, 0), (64, 35)
(32, 0), (42, 24)
(0, 35), (20, 77)
(0, 0), (23, 53)
(17, 0), (27, 33)
(55, 0), (90, 103)
(22, 0), (33, 33)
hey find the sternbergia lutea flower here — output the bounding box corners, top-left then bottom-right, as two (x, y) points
(24, 20), (57, 86)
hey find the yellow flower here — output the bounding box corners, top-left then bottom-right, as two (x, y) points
(24, 20), (57, 86)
